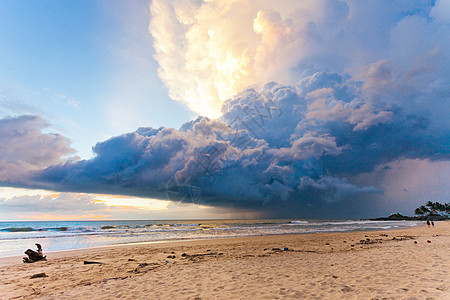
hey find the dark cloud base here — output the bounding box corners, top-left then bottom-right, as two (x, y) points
(1, 71), (447, 217)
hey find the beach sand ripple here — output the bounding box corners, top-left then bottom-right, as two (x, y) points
(1, 221), (449, 299)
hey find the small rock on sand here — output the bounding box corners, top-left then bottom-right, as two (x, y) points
(30, 273), (48, 279)
(341, 286), (353, 292)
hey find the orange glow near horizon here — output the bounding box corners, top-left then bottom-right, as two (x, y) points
(94, 194), (133, 199)
(0, 187), (172, 221)
(16, 213), (109, 221)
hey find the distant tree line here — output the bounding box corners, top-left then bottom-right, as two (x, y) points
(367, 201), (449, 221)
(414, 201), (450, 218)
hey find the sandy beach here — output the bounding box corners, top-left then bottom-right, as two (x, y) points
(1, 221), (448, 300)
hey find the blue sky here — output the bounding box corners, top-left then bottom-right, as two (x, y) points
(0, 0), (200, 220)
(0, 0), (193, 159)
(0, 0), (448, 221)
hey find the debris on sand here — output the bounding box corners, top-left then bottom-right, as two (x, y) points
(30, 273), (48, 279)
(23, 244), (47, 263)
(84, 261), (104, 265)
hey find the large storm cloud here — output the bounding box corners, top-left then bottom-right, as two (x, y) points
(1, 70), (444, 217)
(0, 0), (449, 217)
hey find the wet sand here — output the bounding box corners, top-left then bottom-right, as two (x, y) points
(1, 221), (448, 299)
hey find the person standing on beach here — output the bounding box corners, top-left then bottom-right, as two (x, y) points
(426, 220), (430, 227)
(431, 221), (434, 227)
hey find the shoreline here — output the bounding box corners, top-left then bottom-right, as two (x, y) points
(1, 221), (448, 299)
(0, 220), (423, 266)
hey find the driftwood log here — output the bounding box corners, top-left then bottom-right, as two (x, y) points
(23, 243), (47, 263)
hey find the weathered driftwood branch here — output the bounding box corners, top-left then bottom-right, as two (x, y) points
(23, 243), (47, 263)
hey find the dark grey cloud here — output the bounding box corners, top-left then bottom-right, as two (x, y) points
(6, 70), (443, 217)
(1, 1), (449, 218)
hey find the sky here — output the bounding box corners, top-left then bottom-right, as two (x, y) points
(0, 0), (449, 221)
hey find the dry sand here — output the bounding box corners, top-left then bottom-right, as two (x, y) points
(1, 221), (449, 300)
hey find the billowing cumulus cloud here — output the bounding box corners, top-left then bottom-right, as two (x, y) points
(149, 0), (449, 119)
(0, 1), (449, 218)
(0, 115), (76, 185)
(7, 70), (443, 217)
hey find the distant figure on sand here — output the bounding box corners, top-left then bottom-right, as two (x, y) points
(431, 221), (434, 227)
(23, 243), (46, 263)
(426, 220), (430, 227)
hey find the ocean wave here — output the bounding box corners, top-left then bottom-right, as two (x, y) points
(0, 230), (103, 241)
(101, 226), (117, 230)
(1, 227), (34, 232)
(286, 220), (418, 227)
(0, 220), (420, 248)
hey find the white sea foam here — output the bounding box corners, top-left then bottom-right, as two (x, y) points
(0, 219), (420, 258)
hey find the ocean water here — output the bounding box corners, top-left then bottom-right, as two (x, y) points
(0, 219), (420, 258)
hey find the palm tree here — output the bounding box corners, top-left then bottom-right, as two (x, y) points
(414, 205), (430, 216)
(425, 201), (436, 213)
(416, 201), (450, 218)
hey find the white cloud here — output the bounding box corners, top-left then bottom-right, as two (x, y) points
(0, 115), (76, 183)
(150, 0), (449, 121)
